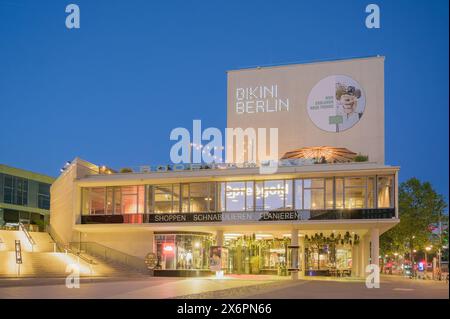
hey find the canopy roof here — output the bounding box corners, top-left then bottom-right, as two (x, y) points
(281, 146), (358, 163)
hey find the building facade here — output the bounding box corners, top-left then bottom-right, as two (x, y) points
(0, 164), (54, 231)
(50, 158), (399, 278)
(50, 57), (399, 278)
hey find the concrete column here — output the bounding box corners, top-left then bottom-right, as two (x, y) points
(290, 229), (299, 280)
(216, 230), (224, 247)
(360, 235), (370, 278)
(352, 244), (359, 277)
(358, 235), (370, 277)
(370, 228), (380, 268)
(299, 235), (305, 278)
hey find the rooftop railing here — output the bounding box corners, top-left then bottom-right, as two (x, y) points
(95, 160), (378, 175)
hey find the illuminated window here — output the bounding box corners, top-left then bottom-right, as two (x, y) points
(377, 176), (393, 208)
(325, 178), (334, 209)
(90, 187), (105, 215)
(303, 179), (324, 210)
(189, 183), (216, 212)
(344, 177), (366, 209)
(225, 182), (246, 211)
(122, 186), (139, 214)
(285, 180), (293, 209)
(255, 181), (264, 211)
(264, 180), (285, 210)
(154, 184), (173, 213)
(335, 178), (344, 209)
(367, 177), (376, 208)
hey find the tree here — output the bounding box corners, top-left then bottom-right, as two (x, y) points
(380, 178), (447, 263)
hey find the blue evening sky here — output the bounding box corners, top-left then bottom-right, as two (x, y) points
(0, 0), (448, 202)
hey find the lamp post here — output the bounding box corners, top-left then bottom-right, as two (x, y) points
(410, 236), (416, 278)
(425, 246), (431, 277)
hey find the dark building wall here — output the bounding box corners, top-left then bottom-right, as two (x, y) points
(27, 180), (39, 208)
(0, 173), (3, 202)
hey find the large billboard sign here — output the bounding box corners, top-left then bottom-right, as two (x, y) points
(227, 57), (385, 164)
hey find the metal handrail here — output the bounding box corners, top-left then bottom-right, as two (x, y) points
(69, 241), (147, 273)
(18, 222), (36, 247)
(46, 225), (96, 265)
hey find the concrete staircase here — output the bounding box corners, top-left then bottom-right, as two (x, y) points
(0, 230), (54, 252)
(0, 230), (148, 278)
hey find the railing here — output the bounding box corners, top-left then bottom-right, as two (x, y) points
(97, 160), (378, 175)
(69, 241), (147, 273)
(81, 208), (396, 224)
(18, 222), (36, 251)
(46, 224), (95, 265)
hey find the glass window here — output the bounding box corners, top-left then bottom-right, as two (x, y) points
(219, 182), (226, 211)
(172, 184), (180, 213)
(304, 189), (324, 209)
(90, 187), (105, 215)
(154, 184), (173, 213)
(264, 180), (285, 210)
(190, 183), (210, 212)
(114, 187), (122, 214)
(285, 180), (293, 209)
(345, 177), (365, 187)
(155, 233), (212, 270)
(106, 187), (114, 214)
(182, 184), (190, 212)
(246, 181), (254, 211)
(377, 176), (393, 208)
(344, 177), (366, 209)
(294, 179), (303, 210)
(38, 183), (50, 210)
(225, 182), (246, 211)
(81, 188), (90, 215)
(138, 185), (145, 214)
(208, 183), (217, 212)
(146, 185), (154, 213)
(255, 181), (264, 211)
(367, 177), (375, 208)
(122, 186), (138, 214)
(3, 175), (28, 206)
(304, 178), (325, 210)
(335, 178), (344, 209)
(345, 187), (366, 208)
(325, 178), (334, 209)
(304, 178), (324, 189)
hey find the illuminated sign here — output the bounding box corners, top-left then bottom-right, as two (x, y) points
(235, 85), (290, 114)
(162, 243), (174, 254)
(15, 240), (22, 264)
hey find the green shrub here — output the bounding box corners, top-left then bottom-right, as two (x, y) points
(354, 154), (369, 162)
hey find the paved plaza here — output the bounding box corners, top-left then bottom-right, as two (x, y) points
(0, 275), (448, 299)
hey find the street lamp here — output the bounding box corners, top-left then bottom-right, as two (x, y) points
(425, 246), (431, 271)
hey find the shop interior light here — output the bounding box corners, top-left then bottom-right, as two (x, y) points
(255, 234), (273, 239)
(163, 243), (174, 254)
(282, 233), (304, 237)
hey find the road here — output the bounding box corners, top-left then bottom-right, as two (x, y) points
(0, 275), (448, 299)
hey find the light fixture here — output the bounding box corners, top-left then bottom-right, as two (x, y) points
(255, 234), (273, 239)
(224, 233), (242, 240)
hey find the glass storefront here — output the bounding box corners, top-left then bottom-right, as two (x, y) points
(304, 232), (357, 276)
(154, 233), (212, 270)
(224, 235), (290, 275)
(81, 175), (395, 215)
